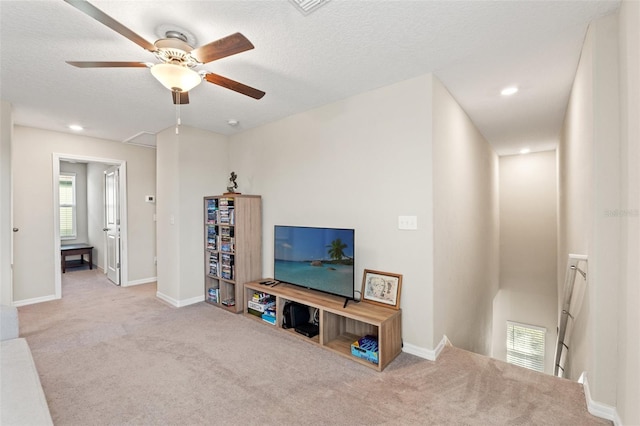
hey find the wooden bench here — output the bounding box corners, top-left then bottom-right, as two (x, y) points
(61, 244), (93, 273)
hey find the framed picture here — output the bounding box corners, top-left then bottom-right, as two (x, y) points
(361, 269), (402, 309)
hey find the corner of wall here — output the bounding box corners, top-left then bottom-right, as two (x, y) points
(403, 335), (450, 361)
(155, 291), (203, 308)
(581, 372), (622, 425)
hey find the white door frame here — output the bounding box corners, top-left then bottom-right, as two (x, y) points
(52, 153), (128, 298)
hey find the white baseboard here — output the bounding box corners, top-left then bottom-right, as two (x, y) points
(124, 277), (157, 287)
(403, 335), (449, 361)
(581, 371), (621, 425)
(156, 291), (203, 308)
(179, 295), (204, 306)
(13, 294), (58, 307)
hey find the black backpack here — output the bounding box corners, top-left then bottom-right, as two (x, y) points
(282, 302), (310, 328)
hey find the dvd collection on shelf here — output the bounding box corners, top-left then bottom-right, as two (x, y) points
(205, 227), (236, 253)
(206, 197), (235, 224)
(220, 253), (234, 280)
(207, 287), (219, 303)
(247, 291), (276, 325)
(206, 225), (217, 251)
(205, 197), (235, 307)
(220, 226), (235, 253)
(205, 197), (236, 281)
(206, 199), (218, 223)
(206, 287), (235, 307)
(208, 252), (218, 276)
(218, 197), (235, 225)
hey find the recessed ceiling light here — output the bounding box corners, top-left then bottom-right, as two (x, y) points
(501, 86), (519, 96)
(68, 124), (83, 131)
(520, 148), (531, 154)
(227, 119), (239, 127)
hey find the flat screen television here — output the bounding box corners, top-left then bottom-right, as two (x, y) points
(274, 225), (355, 302)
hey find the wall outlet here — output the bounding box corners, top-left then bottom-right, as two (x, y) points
(398, 215), (418, 230)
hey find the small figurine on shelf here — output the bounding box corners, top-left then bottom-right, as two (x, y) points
(226, 171), (239, 194)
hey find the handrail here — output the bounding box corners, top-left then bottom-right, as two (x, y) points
(554, 254), (588, 377)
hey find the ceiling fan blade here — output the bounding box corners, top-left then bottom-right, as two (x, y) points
(66, 61), (149, 68)
(190, 33), (254, 64)
(64, 0), (156, 52)
(203, 73), (265, 100)
(172, 91), (190, 105)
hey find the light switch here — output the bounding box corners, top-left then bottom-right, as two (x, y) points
(398, 215), (418, 230)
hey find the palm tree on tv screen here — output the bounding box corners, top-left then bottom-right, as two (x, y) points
(327, 239), (348, 262)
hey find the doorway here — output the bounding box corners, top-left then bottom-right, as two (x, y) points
(52, 154), (128, 297)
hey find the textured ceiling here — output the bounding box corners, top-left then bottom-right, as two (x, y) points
(0, 0), (620, 155)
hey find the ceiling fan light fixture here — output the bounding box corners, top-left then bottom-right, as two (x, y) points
(150, 63), (202, 92)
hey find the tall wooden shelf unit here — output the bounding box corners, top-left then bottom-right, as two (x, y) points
(204, 194), (261, 313)
(244, 281), (402, 371)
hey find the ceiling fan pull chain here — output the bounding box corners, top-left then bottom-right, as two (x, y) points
(175, 100), (181, 134)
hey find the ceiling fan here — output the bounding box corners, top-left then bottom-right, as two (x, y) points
(63, 0), (265, 105)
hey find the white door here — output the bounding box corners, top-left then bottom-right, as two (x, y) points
(104, 165), (120, 285)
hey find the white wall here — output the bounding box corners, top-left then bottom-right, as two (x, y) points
(156, 125), (229, 305)
(562, 6), (640, 422)
(492, 151), (557, 374)
(431, 77), (499, 355)
(230, 74), (436, 350)
(11, 126), (157, 302)
(616, 1), (640, 423)
(0, 101), (12, 305)
(559, 11), (622, 411)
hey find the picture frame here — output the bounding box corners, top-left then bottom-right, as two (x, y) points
(361, 269), (403, 309)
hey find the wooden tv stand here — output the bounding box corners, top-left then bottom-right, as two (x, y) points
(244, 281), (402, 371)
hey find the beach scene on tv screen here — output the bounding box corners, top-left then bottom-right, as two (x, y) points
(274, 227), (354, 296)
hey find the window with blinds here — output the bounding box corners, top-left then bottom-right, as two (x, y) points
(59, 173), (76, 239)
(506, 321), (546, 372)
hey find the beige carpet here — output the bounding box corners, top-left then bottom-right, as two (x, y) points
(17, 269), (609, 425)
